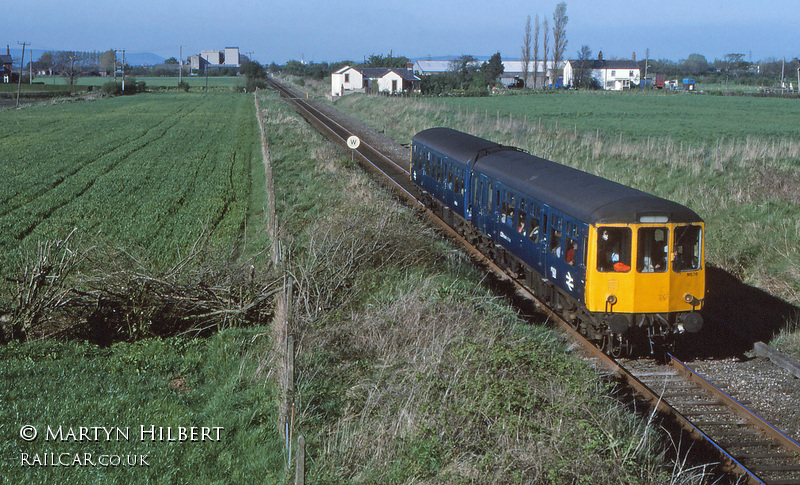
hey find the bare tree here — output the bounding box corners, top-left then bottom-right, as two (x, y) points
(542, 17), (550, 87)
(521, 15), (532, 88)
(532, 14), (540, 89)
(552, 2), (568, 86)
(575, 44), (593, 88)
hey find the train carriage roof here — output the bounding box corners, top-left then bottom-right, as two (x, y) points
(414, 128), (702, 225)
(413, 127), (502, 164)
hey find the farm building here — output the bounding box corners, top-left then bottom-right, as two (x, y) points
(331, 65), (420, 97)
(563, 54), (641, 90)
(500, 60), (561, 88)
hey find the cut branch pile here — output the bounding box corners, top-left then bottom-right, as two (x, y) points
(1, 232), (282, 345)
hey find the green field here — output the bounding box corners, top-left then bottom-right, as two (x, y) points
(437, 90), (800, 146)
(6, 76), (245, 89)
(0, 91), (264, 275)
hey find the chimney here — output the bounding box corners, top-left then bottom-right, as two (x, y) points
(632, 52), (636, 62)
(407, 60), (413, 71)
(6, 45), (9, 56)
(598, 51), (603, 61)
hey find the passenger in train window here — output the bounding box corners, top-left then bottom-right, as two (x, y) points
(529, 219), (540, 242)
(598, 227), (632, 272)
(611, 251), (631, 272)
(551, 230), (562, 256)
(566, 239), (577, 266)
(638, 228), (668, 273)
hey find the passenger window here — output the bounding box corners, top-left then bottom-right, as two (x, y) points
(673, 226), (702, 271)
(565, 236), (577, 265)
(597, 227), (632, 272)
(637, 228), (668, 273)
(529, 217), (540, 242)
(517, 210), (527, 235)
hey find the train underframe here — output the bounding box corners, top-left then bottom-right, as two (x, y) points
(424, 194), (689, 357)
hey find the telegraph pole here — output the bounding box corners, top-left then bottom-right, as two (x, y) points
(114, 49), (126, 90)
(16, 41), (29, 109)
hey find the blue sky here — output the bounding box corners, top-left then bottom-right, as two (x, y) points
(5, 0), (798, 64)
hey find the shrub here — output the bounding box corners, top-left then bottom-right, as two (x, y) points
(100, 81), (121, 96)
(177, 81), (190, 92)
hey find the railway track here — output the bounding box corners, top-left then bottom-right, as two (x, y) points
(265, 76), (800, 484)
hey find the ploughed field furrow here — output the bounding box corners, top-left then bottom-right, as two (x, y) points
(622, 358), (800, 485)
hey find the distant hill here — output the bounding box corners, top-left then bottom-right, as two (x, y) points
(6, 48), (165, 66)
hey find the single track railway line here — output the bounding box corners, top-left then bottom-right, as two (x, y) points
(265, 77), (800, 484)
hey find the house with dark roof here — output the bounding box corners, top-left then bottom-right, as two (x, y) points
(331, 65), (420, 97)
(1, 48), (14, 83)
(563, 53), (640, 90)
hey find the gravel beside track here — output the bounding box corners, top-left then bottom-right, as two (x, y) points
(686, 353), (800, 444)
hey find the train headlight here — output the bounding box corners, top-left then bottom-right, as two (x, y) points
(684, 293), (701, 307)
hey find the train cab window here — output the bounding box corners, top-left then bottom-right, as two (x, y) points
(597, 227), (632, 272)
(487, 183), (493, 212)
(637, 228), (668, 273)
(673, 225), (702, 272)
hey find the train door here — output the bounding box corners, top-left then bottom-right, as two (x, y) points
(470, 174), (488, 234)
(498, 188), (516, 247)
(484, 181), (498, 241)
(526, 202), (546, 274)
(560, 220), (587, 301)
(544, 211), (563, 279)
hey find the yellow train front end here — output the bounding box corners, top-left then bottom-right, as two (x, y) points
(584, 222), (705, 337)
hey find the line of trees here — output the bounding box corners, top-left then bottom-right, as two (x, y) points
(520, 2), (568, 89)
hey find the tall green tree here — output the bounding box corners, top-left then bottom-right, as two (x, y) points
(240, 60), (266, 91)
(682, 53), (709, 75)
(482, 52), (504, 83)
(99, 49), (116, 70)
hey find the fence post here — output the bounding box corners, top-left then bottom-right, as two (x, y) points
(295, 435), (305, 485)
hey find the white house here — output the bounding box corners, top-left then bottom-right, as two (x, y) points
(563, 56), (641, 90)
(331, 66), (420, 97)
